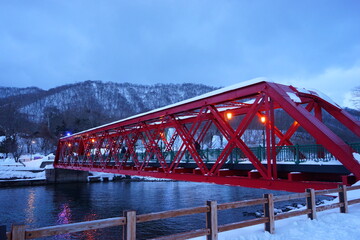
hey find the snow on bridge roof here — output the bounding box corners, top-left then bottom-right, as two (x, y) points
(64, 77), (270, 138)
(63, 77), (339, 138)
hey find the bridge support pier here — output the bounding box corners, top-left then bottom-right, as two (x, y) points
(46, 168), (88, 183)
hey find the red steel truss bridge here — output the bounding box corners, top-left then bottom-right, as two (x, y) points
(54, 79), (360, 192)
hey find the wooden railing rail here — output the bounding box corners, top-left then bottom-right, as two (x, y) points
(314, 188), (341, 195)
(274, 209), (311, 221)
(3, 184), (360, 240)
(136, 206), (209, 223)
(217, 198), (267, 210)
(349, 198), (360, 205)
(218, 217), (268, 233)
(273, 192), (309, 202)
(28, 217), (126, 239)
(148, 228), (210, 240)
(346, 184), (360, 191)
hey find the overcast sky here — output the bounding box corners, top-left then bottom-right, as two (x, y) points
(1, 0), (359, 107)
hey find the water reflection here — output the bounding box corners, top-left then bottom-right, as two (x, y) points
(83, 213), (100, 240)
(55, 203), (72, 239)
(25, 189), (35, 224)
(0, 182), (333, 240)
(57, 203), (72, 224)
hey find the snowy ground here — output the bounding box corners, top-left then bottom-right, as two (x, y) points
(0, 155), (159, 181)
(190, 184), (360, 240)
(198, 205), (360, 240)
(0, 154), (54, 180)
(2, 155), (360, 239)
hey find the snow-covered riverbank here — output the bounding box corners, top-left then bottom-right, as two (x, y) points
(2, 155), (360, 239)
(0, 154), (54, 180)
(0, 155), (170, 183)
(190, 183), (360, 240)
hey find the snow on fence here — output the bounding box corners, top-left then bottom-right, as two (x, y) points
(3, 185), (360, 240)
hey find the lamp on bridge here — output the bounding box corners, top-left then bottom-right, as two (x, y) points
(260, 115), (266, 159)
(225, 111), (233, 120)
(260, 116), (266, 124)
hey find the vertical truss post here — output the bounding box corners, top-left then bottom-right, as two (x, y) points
(269, 97), (277, 179)
(265, 106), (271, 177)
(264, 94), (277, 179)
(314, 103), (325, 158)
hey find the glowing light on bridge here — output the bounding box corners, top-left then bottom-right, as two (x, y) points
(55, 80), (360, 192)
(260, 116), (266, 124)
(226, 112), (233, 120)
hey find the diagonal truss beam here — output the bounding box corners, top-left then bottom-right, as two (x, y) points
(267, 82), (360, 179)
(208, 103), (270, 178)
(209, 94), (266, 175)
(54, 80), (360, 192)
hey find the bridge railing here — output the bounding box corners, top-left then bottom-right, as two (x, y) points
(66, 143), (360, 168)
(4, 184), (360, 240)
(150, 142), (360, 164)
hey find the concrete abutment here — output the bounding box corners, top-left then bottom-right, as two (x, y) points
(45, 168), (88, 183)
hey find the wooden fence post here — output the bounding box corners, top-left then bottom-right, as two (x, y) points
(0, 225), (6, 240)
(206, 200), (218, 240)
(123, 211), (136, 240)
(263, 193), (274, 233)
(10, 224), (26, 240)
(338, 185), (348, 213)
(306, 188), (317, 220)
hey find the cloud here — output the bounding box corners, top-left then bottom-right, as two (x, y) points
(276, 64), (360, 108)
(1, 1), (360, 91)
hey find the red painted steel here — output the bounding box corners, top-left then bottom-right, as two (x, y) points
(54, 81), (360, 192)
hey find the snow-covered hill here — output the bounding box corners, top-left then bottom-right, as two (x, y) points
(0, 86), (44, 99)
(1, 80), (217, 123)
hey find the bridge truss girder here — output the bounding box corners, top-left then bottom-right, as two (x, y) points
(54, 81), (360, 192)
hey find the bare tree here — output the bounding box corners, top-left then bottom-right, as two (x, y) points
(351, 86), (360, 110)
(12, 146), (24, 163)
(0, 136), (11, 158)
(0, 134), (23, 162)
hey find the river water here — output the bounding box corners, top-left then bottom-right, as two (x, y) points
(0, 181), (330, 239)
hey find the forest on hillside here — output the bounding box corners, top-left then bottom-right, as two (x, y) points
(0, 80), (359, 159)
(0, 81), (217, 157)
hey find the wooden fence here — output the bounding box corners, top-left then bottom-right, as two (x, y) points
(3, 184), (360, 240)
